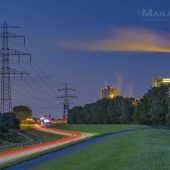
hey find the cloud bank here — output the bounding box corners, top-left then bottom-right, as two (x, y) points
(60, 28), (170, 53)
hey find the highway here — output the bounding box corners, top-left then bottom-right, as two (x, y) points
(0, 124), (88, 166)
(5, 130), (130, 170)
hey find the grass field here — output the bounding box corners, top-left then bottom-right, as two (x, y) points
(1, 124), (139, 169)
(29, 125), (170, 170)
(0, 126), (64, 152)
(50, 124), (144, 134)
(21, 126), (64, 142)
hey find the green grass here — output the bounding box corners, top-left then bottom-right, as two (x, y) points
(29, 125), (170, 170)
(0, 135), (93, 170)
(0, 126), (64, 152)
(3, 124), (170, 170)
(21, 127), (64, 142)
(0, 129), (27, 151)
(0, 124), (137, 169)
(49, 124), (144, 134)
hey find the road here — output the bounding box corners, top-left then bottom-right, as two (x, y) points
(0, 124), (88, 166)
(5, 130), (130, 170)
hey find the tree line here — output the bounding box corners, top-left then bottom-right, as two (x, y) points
(0, 105), (32, 130)
(68, 85), (170, 125)
(0, 105), (32, 143)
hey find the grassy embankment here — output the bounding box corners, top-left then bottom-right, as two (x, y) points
(0, 126), (64, 151)
(1, 124), (146, 170)
(50, 123), (142, 134)
(21, 126), (64, 142)
(1, 124), (138, 169)
(0, 128), (26, 151)
(30, 124), (170, 170)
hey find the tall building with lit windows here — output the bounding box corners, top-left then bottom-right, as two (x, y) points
(101, 85), (119, 99)
(152, 77), (170, 87)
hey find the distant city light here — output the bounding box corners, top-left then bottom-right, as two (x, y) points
(162, 78), (170, 83)
(109, 94), (114, 98)
(44, 119), (50, 123)
(152, 77), (170, 88)
(40, 117), (44, 120)
(101, 85), (119, 99)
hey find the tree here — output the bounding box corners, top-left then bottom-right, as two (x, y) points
(0, 112), (20, 130)
(13, 105), (32, 124)
(68, 85), (170, 125)
(134, 94), (152, 124)
(68, 97), (136, 124)
(135, 85), (169, 125)
(68, 106), (83, 124)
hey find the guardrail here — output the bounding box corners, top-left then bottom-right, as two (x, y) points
(0, 125), (81, 153)
(0, 138), (58, 152)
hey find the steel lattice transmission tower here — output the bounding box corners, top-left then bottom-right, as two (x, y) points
(0, 22), (31, 113)
(56, 83), (77, 120)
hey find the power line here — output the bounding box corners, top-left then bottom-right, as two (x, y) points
(0, 22), (31, 113)
(56, 83), (77, 119)
(30, 57), (57, 95)
(11, 58), (57, 100)
(12, 79), (55, 103)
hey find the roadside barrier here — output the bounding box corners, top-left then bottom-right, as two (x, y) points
(0, 124), (81, 155)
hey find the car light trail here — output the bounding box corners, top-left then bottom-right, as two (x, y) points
(0, 124), (81, 156)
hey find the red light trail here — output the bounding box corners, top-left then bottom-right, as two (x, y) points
(0, 124), (82, 165)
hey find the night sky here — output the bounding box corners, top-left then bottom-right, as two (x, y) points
(0, 0), (170, 118)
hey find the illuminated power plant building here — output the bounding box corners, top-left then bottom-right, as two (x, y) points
(101, 85), (119, 99)
(152, 77), (170, 87)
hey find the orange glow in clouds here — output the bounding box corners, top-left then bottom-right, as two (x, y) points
(61, 28), (170, 53)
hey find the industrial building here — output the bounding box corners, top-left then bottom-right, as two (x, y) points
(152, 77), (170, 87)
(101, 85), (119, 99)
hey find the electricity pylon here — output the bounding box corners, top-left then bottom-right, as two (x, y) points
(0, 22), (31, 113)
(56, 83), (77, 120)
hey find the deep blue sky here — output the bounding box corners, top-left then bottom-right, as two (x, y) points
(0, 0), (170, 118)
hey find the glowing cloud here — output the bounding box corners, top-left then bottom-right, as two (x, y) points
(114, 72), (123, 95)
(60, 28), (170, 52)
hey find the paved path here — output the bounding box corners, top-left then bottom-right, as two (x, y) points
(0, 124), (88, 167)
(5, 130), (130, 170)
